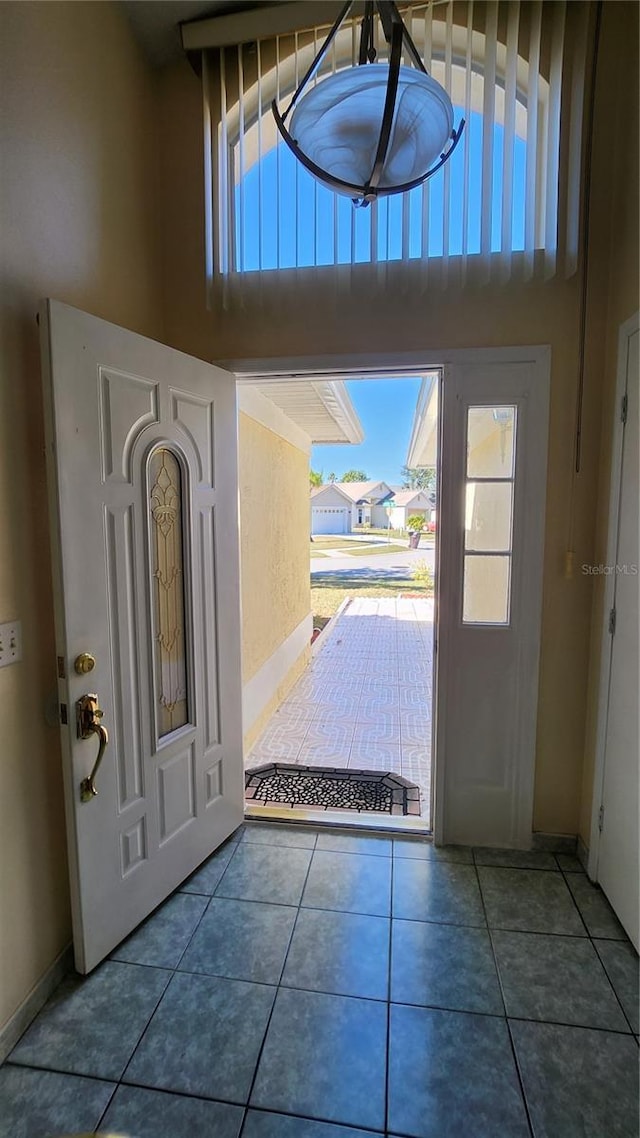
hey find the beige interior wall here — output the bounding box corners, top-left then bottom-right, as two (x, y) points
(0, 2), (162, 1030)
(157, 2), (637, 840)
(0, 0), (635, 1041)
(578, 1), (640, 845)
(238, 413), (311, 682)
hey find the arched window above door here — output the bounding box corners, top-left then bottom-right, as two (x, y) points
(203, 1), (591, 286)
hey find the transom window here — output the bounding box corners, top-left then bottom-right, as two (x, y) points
(205, 0), (590, 282)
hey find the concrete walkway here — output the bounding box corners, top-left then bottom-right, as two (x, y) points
(246, 596), (433, 825)
(310, 545), (435, 575)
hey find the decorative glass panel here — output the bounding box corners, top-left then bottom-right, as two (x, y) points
(465, 482), (514, 552)
(149, 448), (189, 736)
(463, 555), (511, 624)
(467, 406), (516, 478)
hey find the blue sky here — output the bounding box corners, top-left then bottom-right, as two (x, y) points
(235, 97), (526, 484)
(235, 109), (525, 271)
(311, 377), (422, 486)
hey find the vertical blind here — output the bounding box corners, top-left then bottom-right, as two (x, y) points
(203, 1), (592, 293)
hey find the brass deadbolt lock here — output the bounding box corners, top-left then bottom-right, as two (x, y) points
(74, 653), (96, 675)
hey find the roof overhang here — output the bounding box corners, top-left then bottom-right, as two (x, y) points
(243, 379), (364, 445)
(311, 483), (354, 505)
(406, 373), (439, 467)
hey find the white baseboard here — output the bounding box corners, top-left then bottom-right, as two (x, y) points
(243, 613), (313, 735)
(0, 943), (73, 1063)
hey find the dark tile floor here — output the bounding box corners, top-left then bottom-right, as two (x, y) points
(2, 822), (638, 1138)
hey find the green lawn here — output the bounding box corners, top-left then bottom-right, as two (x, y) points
(309, 537), (368, 553)
(311, 571), (433, 628)
(310, 537), (410, 556)
(342, 543), (407, 556)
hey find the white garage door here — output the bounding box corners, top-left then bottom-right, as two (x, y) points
(312, 507), (349, 535)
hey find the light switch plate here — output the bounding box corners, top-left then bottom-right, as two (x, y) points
(0, 620), (22, 667)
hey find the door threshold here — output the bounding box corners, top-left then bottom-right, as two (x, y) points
(244, 802), (432, 836)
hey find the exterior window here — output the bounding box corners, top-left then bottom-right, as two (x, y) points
(209, 4), (587, 283)
(149, 448), (189, 736)
(462, 406), (516, 624)
(232, 103), (527, 272)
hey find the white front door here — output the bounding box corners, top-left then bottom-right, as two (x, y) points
(436, 352), (550, 847)
(593, 318), (639, 948)
(41, 300), (244, 973)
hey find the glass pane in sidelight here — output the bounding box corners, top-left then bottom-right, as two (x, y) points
(149, 448), (189, 737)
(465, 481), (514, 552)
(463, 555), (511, 624)
(466, 406), (516, 478)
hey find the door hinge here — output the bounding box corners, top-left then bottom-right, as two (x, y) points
(608, 607), (617, 635)
(60, 702), (68, 725)
(598, 804), (605, 833)
(621, 393), (628, 424)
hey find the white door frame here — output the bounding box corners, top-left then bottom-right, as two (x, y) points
(588, 310), (640, 879)
(229, 345), (551, 845)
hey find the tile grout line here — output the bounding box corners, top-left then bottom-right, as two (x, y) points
(238, 831), (318, 1136)
(7, 825), (637, 1133)
(559, 861), (607, 940)
(557, 864), (638, 1036)
(241, 1101), (386, 1136)
(384, 847), (394, 1134)
(96, 830), (246, 1130)
(590, 943), (639, 1040)
(88, 960), (176, 1133)
(472, 857), (536, 1138)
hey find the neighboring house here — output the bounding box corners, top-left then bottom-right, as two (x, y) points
(310, 479), (394, 533)
(387, 489), (435, 531)
(310, 481), (354, 534)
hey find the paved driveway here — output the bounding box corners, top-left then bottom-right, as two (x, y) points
(247, 596), (433, 824)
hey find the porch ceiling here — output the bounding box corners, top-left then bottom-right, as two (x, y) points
(254, 380), (364, 445)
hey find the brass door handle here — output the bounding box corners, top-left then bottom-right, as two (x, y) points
(77, 694), (109, 803)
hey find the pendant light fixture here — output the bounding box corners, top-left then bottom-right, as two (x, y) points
(272, 1), (465, 206)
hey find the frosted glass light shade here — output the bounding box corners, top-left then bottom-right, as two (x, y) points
(289, 63), (454, 195)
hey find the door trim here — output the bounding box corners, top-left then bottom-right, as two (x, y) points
(588, 310), (640, 879)
(227, 345), (551, 846)
(434, 354), (551, 847)
(225, 345), (551, 379)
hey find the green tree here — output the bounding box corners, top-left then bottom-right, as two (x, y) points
(341, 469), (369, 482)
(401, 465), (436, 490)
(328, 472), (336, 482)
(309, 469), (324, 488)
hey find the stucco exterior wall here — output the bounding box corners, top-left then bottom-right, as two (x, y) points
(238, 412), (311, 686)
(0, 2), (162, 1033)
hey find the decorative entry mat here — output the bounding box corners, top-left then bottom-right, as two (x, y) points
(245, 763), (421, 816)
